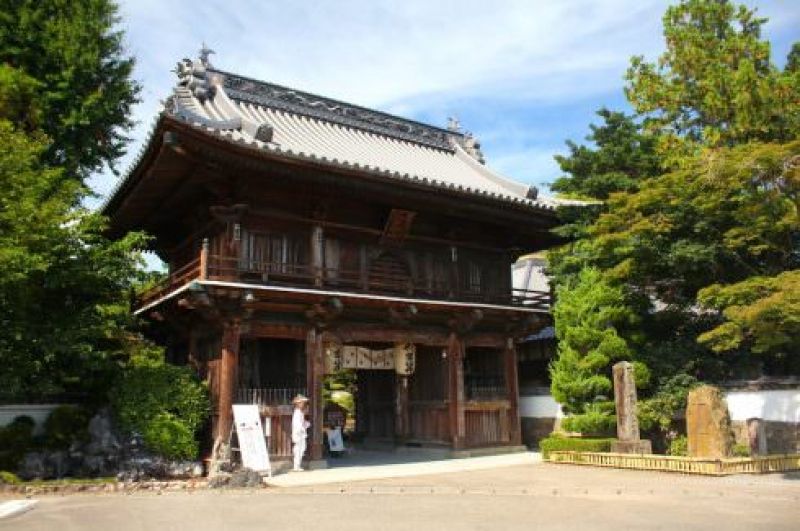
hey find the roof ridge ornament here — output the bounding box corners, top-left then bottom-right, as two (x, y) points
(447, 116), (461, 133)
(199, 43), (215, 68)
(174, 45), (216, 102)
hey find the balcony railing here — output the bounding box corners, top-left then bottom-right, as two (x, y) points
(138, 253), (551, 311)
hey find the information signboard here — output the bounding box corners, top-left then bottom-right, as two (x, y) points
(232, 404), (271, 475)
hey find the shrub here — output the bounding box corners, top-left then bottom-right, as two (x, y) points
(142, 413), (197, 460)
(0, 416), (35, 470)
(539, 434), (615, 459)
(668, 435), (688, 456)
(44, 406), (91, 449)
(732, 443), (750, 457)
(0, 471), (21, 484)
(561, 403), (616, 436)
(110, 364), (208, 459)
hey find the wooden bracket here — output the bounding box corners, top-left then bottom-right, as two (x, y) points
(304, 297), (344, 329)
(447, 309), (484, 335)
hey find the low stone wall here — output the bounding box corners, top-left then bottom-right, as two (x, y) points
(522, 387), (800, 453)
(519, 394), (563, 447)
(725, 388), (800, 454)
(731, 420), (800, 454)
(0, 404), (68, 435)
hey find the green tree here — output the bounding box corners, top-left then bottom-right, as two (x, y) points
(786, 42), (800, 73)
(0, 0), (148, 400)
(625, 0), (799, 162)
(548, 109), (662, 284)
(0, 0), (139, 182)
(0, 120), (148, 398)
(549, 268), (642, 434)
(551, 109), (661, 200)
(698, 270), (800, 358)
(590, 141), (799, 305)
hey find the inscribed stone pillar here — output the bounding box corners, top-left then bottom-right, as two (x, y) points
(686, 385), (734, 458)
(610, 361), (651, 454)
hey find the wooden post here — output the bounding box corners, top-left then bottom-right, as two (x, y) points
(306, 327), (324, 461)
(395, 375), (410, 441)
(447, 332), (465, 449)
(311, 225), (324, 287)
(215, 321), (240, 446)
(199, 238), (209, 280)
(504, 338), (522, 445)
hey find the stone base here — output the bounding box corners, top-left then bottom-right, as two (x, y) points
(521, 417), (561, 448)
(611, 440), (652, 454)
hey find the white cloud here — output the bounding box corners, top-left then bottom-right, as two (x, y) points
(88, 0), (800, 201)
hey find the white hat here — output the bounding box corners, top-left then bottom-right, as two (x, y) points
(292, 394), (310, 404)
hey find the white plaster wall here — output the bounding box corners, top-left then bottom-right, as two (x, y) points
(0, 404), (65, 435)
(519, 389), (800, 424)
(520, 395), (563, 419)
(725, 390), (800, 423)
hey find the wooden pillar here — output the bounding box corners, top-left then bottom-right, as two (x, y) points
(447, 332), (465, 449)
(395, 375), (410, 441)
(311, 225), (324, 287)
(504, 338), (522, 445)
(215, 321), (241, 445)
(306, 328), (324, 460)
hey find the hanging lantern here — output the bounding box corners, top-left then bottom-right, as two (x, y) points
(393, 342), (416, 375)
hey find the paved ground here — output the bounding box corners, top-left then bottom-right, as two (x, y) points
(3, 459), (799, 530)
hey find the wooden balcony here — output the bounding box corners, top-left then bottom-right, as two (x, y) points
(138, 253), (551, 311)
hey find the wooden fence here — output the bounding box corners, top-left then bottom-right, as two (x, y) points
(547, 451), (800, 476)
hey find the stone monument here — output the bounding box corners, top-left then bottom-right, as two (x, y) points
(686, 385), (733, 458)
(610, 361), (652, 454)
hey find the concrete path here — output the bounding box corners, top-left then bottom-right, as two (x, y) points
(266, 451), (542, 487)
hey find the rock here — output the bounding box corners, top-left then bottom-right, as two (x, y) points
(687, 385), (734, 458)
(208, 473), (230, 489)
(47, 451), (71, 479)
(228, 468), (262, 488)
(166, 460), (204, 479)
(85, 408), (121, 456)
(18, 452), (49, 480)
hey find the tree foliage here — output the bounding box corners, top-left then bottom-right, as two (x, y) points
(590, 140), (799, 303)
(549, 268), (640, 434)
(0, 121), (148, 398)
(110, 364), (209, 459)
(698, 269), (800, 356)
(548, 0), (800, 438)
(0, 0), (139, 182)
(0, 0), (148, 401)
(548, 109), (663, 282)
(625, 0), (799, 161)
(552, 109), (661, 201)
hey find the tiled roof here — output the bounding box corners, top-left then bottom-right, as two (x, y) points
(105, 54), (580, 213)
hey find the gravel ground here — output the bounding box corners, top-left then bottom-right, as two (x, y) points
(2, 462), (799, 530)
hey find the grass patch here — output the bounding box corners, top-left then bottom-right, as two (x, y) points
(540, 435), (615, 459)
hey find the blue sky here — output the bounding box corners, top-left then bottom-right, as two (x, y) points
(90, 0), (800, 203)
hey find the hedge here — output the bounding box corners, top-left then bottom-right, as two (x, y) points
(539, 435), (615, 459)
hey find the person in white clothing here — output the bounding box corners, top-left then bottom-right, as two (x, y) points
(291, 394), (310, 471)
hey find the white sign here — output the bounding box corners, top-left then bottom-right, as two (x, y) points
(232, 404), (271, 475)
(326, 427), (345, 452)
